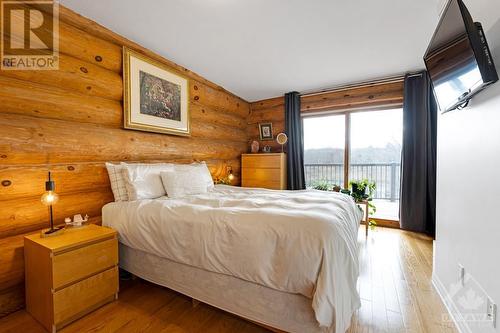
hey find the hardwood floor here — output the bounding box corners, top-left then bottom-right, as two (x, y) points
(0, 227), (456, 333)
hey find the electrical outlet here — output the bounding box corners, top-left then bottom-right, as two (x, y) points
(458, 264), (465, 286)
(487, 297), (497, 328)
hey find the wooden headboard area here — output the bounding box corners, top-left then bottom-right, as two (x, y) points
(0, 6), (250, 316)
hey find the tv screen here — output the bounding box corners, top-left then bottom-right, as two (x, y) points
(424, 0), (498, 112)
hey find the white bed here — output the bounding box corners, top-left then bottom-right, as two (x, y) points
(102, 185), (362, 333)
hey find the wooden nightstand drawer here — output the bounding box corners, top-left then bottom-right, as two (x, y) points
(53, 266), (118, 328)
(52, 238), (118, 289)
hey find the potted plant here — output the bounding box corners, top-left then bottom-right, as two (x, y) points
(312, 180), (330, 191)
(349, 179), (375, 202)
(348, 179), (378, 230)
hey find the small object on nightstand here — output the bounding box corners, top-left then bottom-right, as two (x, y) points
(262, 145), (271, 153)
(65, 214), (89, 228)
(24, 224), (118, 333)
(73, 214), (84, 225)
(40, 171), (65, 238)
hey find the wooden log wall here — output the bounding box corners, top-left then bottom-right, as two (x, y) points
(0, 6), (250, 316)
(248, 97), (286, 152)
(247, 81), (404, 150)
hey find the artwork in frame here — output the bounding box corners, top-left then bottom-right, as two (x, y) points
(123, 47), (190, 136)
(259, 123), (273, 140)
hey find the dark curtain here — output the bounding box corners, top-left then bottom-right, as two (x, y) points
(399, 71), (437, 236)
(285, 91), (306, 190)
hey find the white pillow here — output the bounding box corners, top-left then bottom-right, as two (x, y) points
(173, 162), (214, 190)
(105, 162), (129, 202)
(160, 168), (209, 198)
(121, 163), (174, 200)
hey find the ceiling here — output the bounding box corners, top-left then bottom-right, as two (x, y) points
(61, 0), (498, 102)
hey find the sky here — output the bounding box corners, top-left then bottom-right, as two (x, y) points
(303, 109), (403, 150)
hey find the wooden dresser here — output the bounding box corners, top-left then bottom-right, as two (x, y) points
(241, 153), (287, 190)
(24, 224), (118, 333)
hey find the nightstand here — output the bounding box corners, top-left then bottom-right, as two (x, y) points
(24, 224), (119, 333)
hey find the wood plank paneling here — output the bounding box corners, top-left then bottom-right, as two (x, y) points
(0, 164), (110, 201)
(301, 81), (404, 113)
(0, 113), (247, 165)
(0, 5), (250, 316)
(191, 103), (247, 130)
(0, 54), (123, 101)
(59, 22), (123, 73)
(0, 76), (123, 128)
(248, 98), (285, 153)
(190, 81), (249, 118)
(0, 235), (25, 290)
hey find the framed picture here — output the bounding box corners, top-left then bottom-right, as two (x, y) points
(259, 123), (273, 140)
(123, 47), (190, 136)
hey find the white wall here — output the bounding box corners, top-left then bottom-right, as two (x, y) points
(434, 1), (500, 332)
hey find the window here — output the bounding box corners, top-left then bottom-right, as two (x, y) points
(303, 108), (403, 221)
(304, 114), (345, 188)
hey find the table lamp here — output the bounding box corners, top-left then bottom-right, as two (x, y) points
(227, 166), (234, 182)
(41, 171), (64, 237)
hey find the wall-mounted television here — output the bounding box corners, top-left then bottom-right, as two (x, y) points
(424, 0), (498, 113)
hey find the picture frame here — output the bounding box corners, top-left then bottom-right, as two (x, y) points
(123, 47), (190, 136)
(259, 123), (273, 140)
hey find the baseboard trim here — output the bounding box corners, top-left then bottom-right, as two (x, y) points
(431, 273), (471, 333)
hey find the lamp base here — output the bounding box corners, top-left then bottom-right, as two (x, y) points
(40, 226), (65, 238)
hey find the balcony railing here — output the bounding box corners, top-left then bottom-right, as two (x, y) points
(305, 163), (401, 201)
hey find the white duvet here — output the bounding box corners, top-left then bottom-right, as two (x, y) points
(102, 185), (362, 332)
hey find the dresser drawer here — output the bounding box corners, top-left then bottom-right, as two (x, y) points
(53, 266), (118, 326)
(242, 168), (282, 181)
(242, 179), (283, 190)
(242, 154), (283, 168)
(52, 238), (118, 289)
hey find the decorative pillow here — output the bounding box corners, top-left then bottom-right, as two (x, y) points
(173, 162), (214, 190)
(105, 162), (129, 202)
(121, 163), (174, 200)
(160, 168), (209, 198)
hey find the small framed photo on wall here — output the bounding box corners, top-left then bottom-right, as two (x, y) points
(259, 123), (273, 140)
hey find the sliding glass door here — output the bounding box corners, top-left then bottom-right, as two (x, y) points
(303, 114), (346, 188)
(303, 108), (403, 221)
(350, 109), (402, 220)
